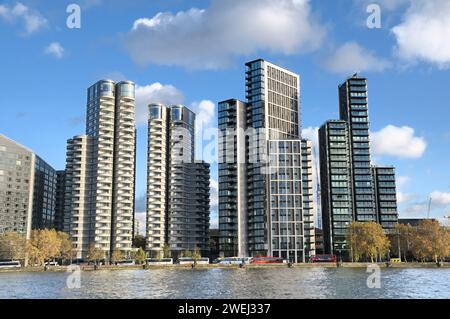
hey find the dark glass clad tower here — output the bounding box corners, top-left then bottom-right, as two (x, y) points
(372, 166), (398, 231)
(319, 74), (398, 259)
(31, 156), (57, 230)
(319, 121), (353, 257)
(339, 75), (376, 223)
(219, 59), (315, 263)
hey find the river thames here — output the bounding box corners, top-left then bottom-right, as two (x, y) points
(1, 268), (449, 299)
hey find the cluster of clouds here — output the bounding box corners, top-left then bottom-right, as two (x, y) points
(124, 0), (326, 69)
(4, 0), (450, 70)
(44, 42), (65, 59)
(371, 125), (427, 159)
(0, 2), (47, 35)
(322, 42), (392, 75)
(392, 0), (450, 69)
(0, 2), (66, 59)
(122, 0), (450, 72)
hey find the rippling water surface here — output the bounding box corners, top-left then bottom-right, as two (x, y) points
(1, 268), (449, 299)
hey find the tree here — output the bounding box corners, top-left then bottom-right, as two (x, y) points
(27, 229), (61, 266)
(192, 248), (202, 262)
(0, 232), (27, 261)
(111, 248), (123, 265)
(134, 248), (147, 265)
(87, 244), (104, 265)
(57, 231), (74, 264)
(410, 220), (450, 262)
(347, 222), (390, 262)
(132, 235), (146, 250)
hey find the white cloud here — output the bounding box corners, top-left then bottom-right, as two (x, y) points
(371, 125), (427, 159)
(135, 83), (185, 125)
(430, 191), (450, 206)
(392, 0), (450, 68)
(0, 2), (47, 35)
(397, 191), (414, 204)
(322, 42), (391, 74)
(192, 100), (215, 127)
(124, 0), (326, 69)
(44, 42), (65, 59)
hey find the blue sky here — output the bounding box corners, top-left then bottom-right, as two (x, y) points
(1, 0), (450, 229)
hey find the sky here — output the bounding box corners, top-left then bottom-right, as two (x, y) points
(1, 0), (450, 231)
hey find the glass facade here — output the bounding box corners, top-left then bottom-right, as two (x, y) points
(268, 140), (309, 263)
(319, 75), (399, 259)
(339, 76), (376, 223)
(0, 135), (58, 238)
(218, 60), (315, 263)
(218, 99), (247, 257)
(319, 121), (353, 258)
(0, 135), (34, 237)
(32, 156), (57, 230)
(372, 166), (399, 233)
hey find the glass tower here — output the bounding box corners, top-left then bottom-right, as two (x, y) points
(319, 74), (399, 259)
(219, 59), (315, 263)
(339, 75), (376, 223)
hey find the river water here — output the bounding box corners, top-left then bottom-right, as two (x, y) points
(1, 268), (449, 299)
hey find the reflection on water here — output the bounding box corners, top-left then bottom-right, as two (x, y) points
(0, 268), (449, 299)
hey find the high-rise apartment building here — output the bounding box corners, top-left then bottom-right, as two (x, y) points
(0, 134), (57, 238)
(339, 75), (377, 223)
(218, 59), (315, 263)
(372, 166), (398, 232)
(169, 162), (210, 255)
(319, 121), (353, 257)
(218, 99), (248, 257)
(64, 135), (92, 256)
(147, 104), (210, 258)
(31, 156), (57, 230)
(64, 80), (136, 260)
(319, 74), (398, 259)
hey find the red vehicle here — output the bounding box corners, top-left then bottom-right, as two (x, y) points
(250, 257), (286, 264)
(311, 255), (336, 263)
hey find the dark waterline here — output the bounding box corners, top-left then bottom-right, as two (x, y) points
(1, 268), (449, 299)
